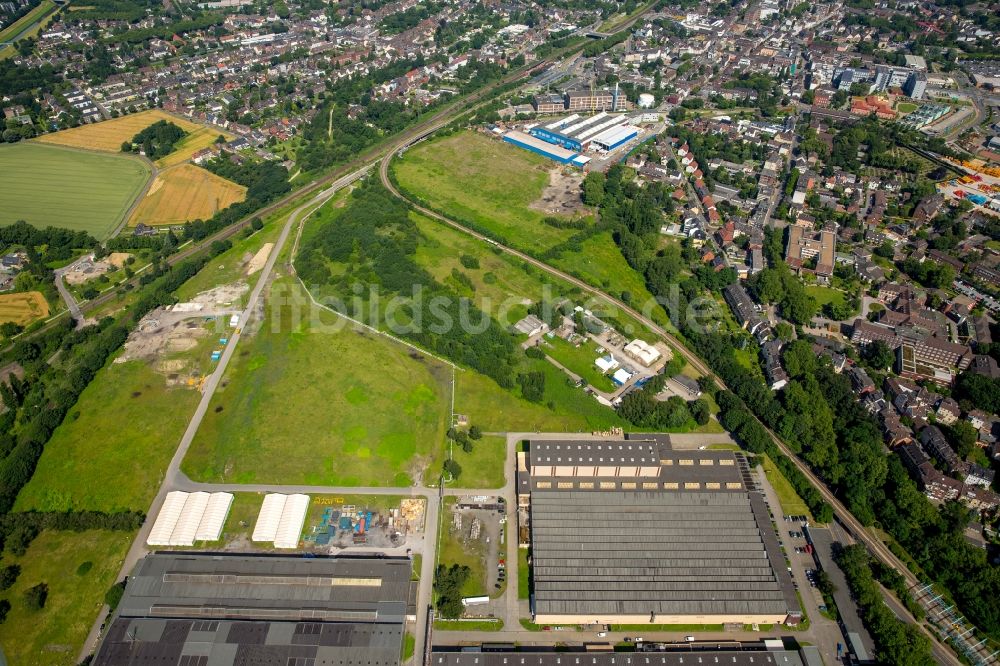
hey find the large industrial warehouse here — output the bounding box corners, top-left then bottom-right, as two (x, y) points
(530, 112), (639, 153)
(520, 437), (800, 626)
(93, 553), (416, 666)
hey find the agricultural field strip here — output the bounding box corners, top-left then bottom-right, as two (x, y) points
(0, 143), (151, 238)
(128, 164), (246, 226)
(35, 110), (202, 152)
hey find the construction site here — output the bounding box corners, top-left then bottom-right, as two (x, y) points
(117, 282), (247, 389)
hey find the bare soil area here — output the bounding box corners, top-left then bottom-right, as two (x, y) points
(116, 282), (249, 387)
(530, 168), (591, 217)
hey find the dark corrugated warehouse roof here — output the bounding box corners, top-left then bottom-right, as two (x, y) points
(431, 649), (805, 666)
(530, 490), (794, 617)
(93, 554), (413, 666)
(525, 442), (798, 620)
(117, 554), (414, 623)
(95, 618), (402, 666)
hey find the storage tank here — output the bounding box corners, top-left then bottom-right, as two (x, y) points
(638, 93), (655, 108)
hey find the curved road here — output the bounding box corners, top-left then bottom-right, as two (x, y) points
(378, 138), (966, 665)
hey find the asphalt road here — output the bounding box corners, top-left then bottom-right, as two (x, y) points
(53, 265), (84, 328)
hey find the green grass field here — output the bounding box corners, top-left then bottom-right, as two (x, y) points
(896, 102), (918, 114)
(0, 143), (150, 238)
(804, 285), (846, 309)
(445, 435), (507, 489)
(551, 231), (672, 331)
(393, 131), (579, 253)
(758, 454), (812, 520)
(0, 530), (132, 664)
(455, 355), (630, 433)
(182, 278), (451, 486)
(439, 498), (488, 598)
(540, 336), (616, 392)
(14, 360), (200, 512)
(413, 212), (568, 316)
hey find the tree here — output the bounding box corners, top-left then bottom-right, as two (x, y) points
(0, 322), (23, 338)
(945, 421), (978, 459)
(0, 599), (9, 624)
(690, 398), (711, 425)
(443, 459), (462, 481)
(105, 580), (126, 611)
(23, 583), (47, 610)
(434, 564), (471, 618)
(581, 172), (605, 206)
(0, 565), (19, 591)
(517, 372), (545, 402)
(468, 425), (482, 440)
(863, 340), (894, 370)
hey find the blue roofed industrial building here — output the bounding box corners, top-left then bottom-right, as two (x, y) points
(503, 130), (590, 166)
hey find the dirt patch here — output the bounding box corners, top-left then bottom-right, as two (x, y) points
(116, 281), (249, 387)
(530, 168), (591, 217)
(190, 282), (249, 308)
(107, 252), (132, 268)
(246, 243), (273, 275)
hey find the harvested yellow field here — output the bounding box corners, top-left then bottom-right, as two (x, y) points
(155, 126), (232, 168)
(0, 291), (49, 325)
(129, 164), (246, 227)
(35, 110), (201, 153)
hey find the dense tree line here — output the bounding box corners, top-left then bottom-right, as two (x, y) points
(0, 511), (143, 555)
(0, 239), (231, 554)
(180, 157), (290, 242)
(434, 564), (471, 618)
(296, 180), (517, 388)
(0, 220), (98, 265)
(379, 1), (443, 34)
(835, 544), (933, 665)
(714, 390), (833, 522)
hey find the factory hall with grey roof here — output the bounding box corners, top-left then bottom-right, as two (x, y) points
(520, 438), (800, 626)
(93, 553), (415, 666)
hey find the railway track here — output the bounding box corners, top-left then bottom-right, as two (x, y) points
(1, 40), (592, 356)
(379, 129), (969, 666)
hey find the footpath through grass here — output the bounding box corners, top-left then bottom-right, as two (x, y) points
(183, 278), (451, 486)
(0, 530), (132, 664)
